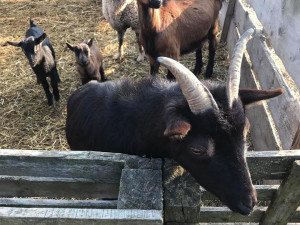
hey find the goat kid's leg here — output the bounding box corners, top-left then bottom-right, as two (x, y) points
(135, 31), (145, 62)
(114, 29), (125, 61)
(51, 80), (60, 102)
(205, 24), (218, 78)
(40, 78), (53, 106)
(99, 66), (107, 82)
(193, 45), (204, 77)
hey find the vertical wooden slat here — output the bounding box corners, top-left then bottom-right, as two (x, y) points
(260, 160), (300, 225)
(220, 0), (237, 42)
(292, 125), (300, 150)
(226, 19), (279, 151)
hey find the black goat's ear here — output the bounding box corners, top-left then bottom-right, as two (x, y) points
(35, 33), (47, 45)
(5, 41), (22, 47)
(87, 38), (94, 47)
(164, 120), (191, 140)
(239, 88), (284, 106)
(66, 42), (74, 51)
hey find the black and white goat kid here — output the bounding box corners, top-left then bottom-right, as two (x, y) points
(5, 18), (60, 106)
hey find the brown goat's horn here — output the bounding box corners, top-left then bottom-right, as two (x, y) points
(157, 57), (219, 114)
(227, 28), (254, 109)
(115, 0), (133, 18)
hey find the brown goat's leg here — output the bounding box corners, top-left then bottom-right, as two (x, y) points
(135, 31), (145, 62)
(193, 45), (204, 77)
(167, 70), (175, 80)
(150, 57), (159, 76)
(205, 25), (218, 78)
(166, 53), (179, 80)
(99, 66), (107, 82)
(114, 29), (125, 61)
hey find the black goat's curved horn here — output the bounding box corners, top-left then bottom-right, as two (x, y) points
(157, 57), (219, 114)
(227, 28), (254, 109)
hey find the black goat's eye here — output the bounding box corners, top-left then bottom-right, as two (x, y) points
(190, 147), (207, 155)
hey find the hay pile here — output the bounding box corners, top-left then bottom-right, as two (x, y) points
(0, 0), (229, 151)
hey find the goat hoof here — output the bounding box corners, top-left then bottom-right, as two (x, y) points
(113, 53), (123, 62)
(136, 52), (145, 62)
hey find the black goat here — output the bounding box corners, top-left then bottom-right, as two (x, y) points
(66, 29), (284, 215)
(5, 19), (60, 105)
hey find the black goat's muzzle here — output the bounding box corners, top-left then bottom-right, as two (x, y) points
(149, 0), (162, 9)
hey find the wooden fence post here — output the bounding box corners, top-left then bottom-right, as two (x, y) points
(260, 160), (300, 225)
(292, 125), (300, 150)
(220, 0), (237, 42)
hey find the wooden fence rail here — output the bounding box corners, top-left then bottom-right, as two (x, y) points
(0, 149), (299, 224)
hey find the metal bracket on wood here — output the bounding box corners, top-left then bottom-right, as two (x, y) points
(260, 160), (300, 225)
(220, 0), (237, 42)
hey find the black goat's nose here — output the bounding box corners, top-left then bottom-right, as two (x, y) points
(149, 0), (162, 9)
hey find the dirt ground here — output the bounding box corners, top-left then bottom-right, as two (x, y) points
(0, 0), (229, 150)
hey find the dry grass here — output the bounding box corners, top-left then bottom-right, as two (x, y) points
(0, 0), (229, 151)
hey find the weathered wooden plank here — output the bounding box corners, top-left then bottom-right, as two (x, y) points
(117, 169), (163, 210)
(167, 223), (299, 225)
(220, 0), (237, 42)
(167, 223), (258, 225)
(260, 160), (300, 225)
(194, 206), (300, 223)
(0, 149), (162, 170)
(0, 175), (119, 199)
(163, 159), (201, 223)
(0, 198), (118, 209)
(292, 125), (300, 150)
(226, 20), (280, 150)
(198, 206), (266, 222)
(246, 150), (300, 180)
(201, 185), (279, 201)
(0, 208), (163, 225)
(233, 0), (300, 149)
(0, 157), (124, 181)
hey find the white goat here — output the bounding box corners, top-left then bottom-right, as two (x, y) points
(102, 0), (145, 61)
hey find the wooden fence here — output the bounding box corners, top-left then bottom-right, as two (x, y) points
(0, 149), (163, 225)
(0, 149), (299, 224)
(220, 0), (300, 151)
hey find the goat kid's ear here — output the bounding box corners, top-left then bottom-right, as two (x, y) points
(239, 88), (284, 106)
(164, 120), (191, 140)
(87, 38), (94, 48)
(35, 33), (47, 45)
(66, 42), (74, 51)
(5, 41), (22, 47)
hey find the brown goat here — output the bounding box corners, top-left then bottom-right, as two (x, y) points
(66, 38), (106, 84)
(137, 0), (222, 79)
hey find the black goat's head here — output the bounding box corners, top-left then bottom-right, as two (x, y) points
(157, 29), (283, 215)
(6, 33), (47, 68)
(66, 38), (93, 67)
